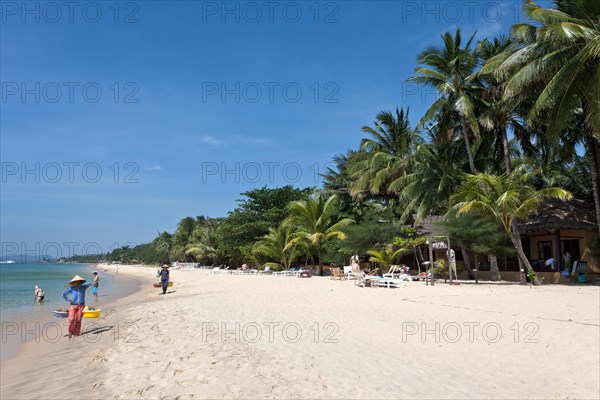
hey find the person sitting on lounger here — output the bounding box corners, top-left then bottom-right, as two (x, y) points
(387, 264), (409, 274)
(367, 267), (383, 277)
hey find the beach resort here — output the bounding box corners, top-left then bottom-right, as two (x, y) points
(2, 0), (600, 399)
(1, 263), (598, 399)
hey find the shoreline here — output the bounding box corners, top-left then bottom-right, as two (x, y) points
(0, 264), (156, 399)
(0, 263), (142, 362)
(1, 267), (598, 399)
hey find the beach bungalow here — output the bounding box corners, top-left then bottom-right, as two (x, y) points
(412, 198), (599, 282)
(518, 198), (599, 275)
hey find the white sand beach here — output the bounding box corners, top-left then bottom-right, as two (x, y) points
(1, 265), (599, 399)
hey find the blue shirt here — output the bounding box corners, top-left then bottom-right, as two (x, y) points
(160, 269), (169, 282)
(62, 282), (92, 305)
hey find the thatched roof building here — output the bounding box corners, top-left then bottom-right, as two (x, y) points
(517, 198), (597, 234)
(413, 215), (446, 237)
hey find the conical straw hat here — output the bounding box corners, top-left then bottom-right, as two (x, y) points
(69, 275), (86, 285)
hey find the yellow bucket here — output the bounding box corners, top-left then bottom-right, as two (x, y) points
(83, 306), (101, 318)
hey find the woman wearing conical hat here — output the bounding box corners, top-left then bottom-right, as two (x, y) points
(62, 275), (92, 338)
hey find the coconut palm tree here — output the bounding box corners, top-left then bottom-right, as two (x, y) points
(348, 108), (421, 211)
(185, 218), (219, 266)
(392, 131), (466, 222)
(450, 173), (572, 285)
(477, 35), (529, 176)
(367, 245), (410, 271)
(408, 29), (483, 174)
(495, 0), (600, 234)
(287, 192), (354, 276)
(185, 243), (218, 267)
(252, 222), (298, 271)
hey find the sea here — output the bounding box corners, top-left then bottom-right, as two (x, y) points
(0, 262), (139, 361)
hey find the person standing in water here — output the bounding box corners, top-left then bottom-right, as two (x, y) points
(92, 271), (100, 297)
(34, 286), (45, 302)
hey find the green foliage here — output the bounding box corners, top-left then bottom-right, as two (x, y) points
(367, 244), (410, 269)
(437, 212), (514, 256)
(252, 222), (299, 270)
(287, 191), (354, 275)
(433, 258), (448, 279)
(336, 211), (398, 256)
(392, 226), (427, 252)
(215, 186), (311, 265)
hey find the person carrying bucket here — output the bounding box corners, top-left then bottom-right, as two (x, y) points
(62, 275), (92, 338)
(159, 264), (170, 295)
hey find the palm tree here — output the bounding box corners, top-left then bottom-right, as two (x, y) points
(450, 173), (572, 285)
(477, 35), (528, 176)
(495, 0), (600, 235)
(287, 192), (354, 276)
(185, 218), (219, 266)
(392, 131), (466, 222)
(185, 243), (218, 267)
(252, 222), (298, 271)
(348, 108), (421, 211)
(367, 245), (409, 271)
(408, 29), (483, 174)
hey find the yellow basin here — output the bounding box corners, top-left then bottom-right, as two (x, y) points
(83, 306), (101, 318)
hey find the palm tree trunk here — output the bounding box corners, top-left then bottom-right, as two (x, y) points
(510, 235), (541, 286)
(500, 123), (512, 175)
(583, 119), (600, 236)
(489, 253), (500, 281)
(317, 240), (324, 276)
(512, 223), (524, 270)
(461, 118), (479, 174)
(415, 245), (425, 273)
(459, 244), (474, 279)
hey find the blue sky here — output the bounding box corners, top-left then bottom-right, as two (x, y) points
(0, 0), (550, 258)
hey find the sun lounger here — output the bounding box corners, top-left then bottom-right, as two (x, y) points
(343, 266), (355, 280)
(375, 277), (404, 288)
(259, 266), (273, 274)
(330, 267), (346, 280)
(383, 273), (412, 281)
(205, 267), (221, 275)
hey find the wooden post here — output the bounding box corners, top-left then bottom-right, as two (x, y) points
(429, 237), (434, 287)
(448, 237), (453, 285)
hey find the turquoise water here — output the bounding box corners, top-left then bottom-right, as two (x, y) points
(0, 264), (116, 321)
(0, 263), (139, 361)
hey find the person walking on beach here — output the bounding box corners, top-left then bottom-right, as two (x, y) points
(34, 285), (45, 302)
(92, 271), (100, 297)
(62, 275), (92, 338)
(159, 264), (170, 295)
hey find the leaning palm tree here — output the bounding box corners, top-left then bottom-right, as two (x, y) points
(450, 173), (572, 285)
(495, 0), (600, 235)
(408, 29), (483, 174)
(287, 192), (354, 276)
(252, 222), (298, 271)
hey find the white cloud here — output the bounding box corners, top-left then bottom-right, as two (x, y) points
(201, 135), (224, 146)
(145, 165), (162, 171)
